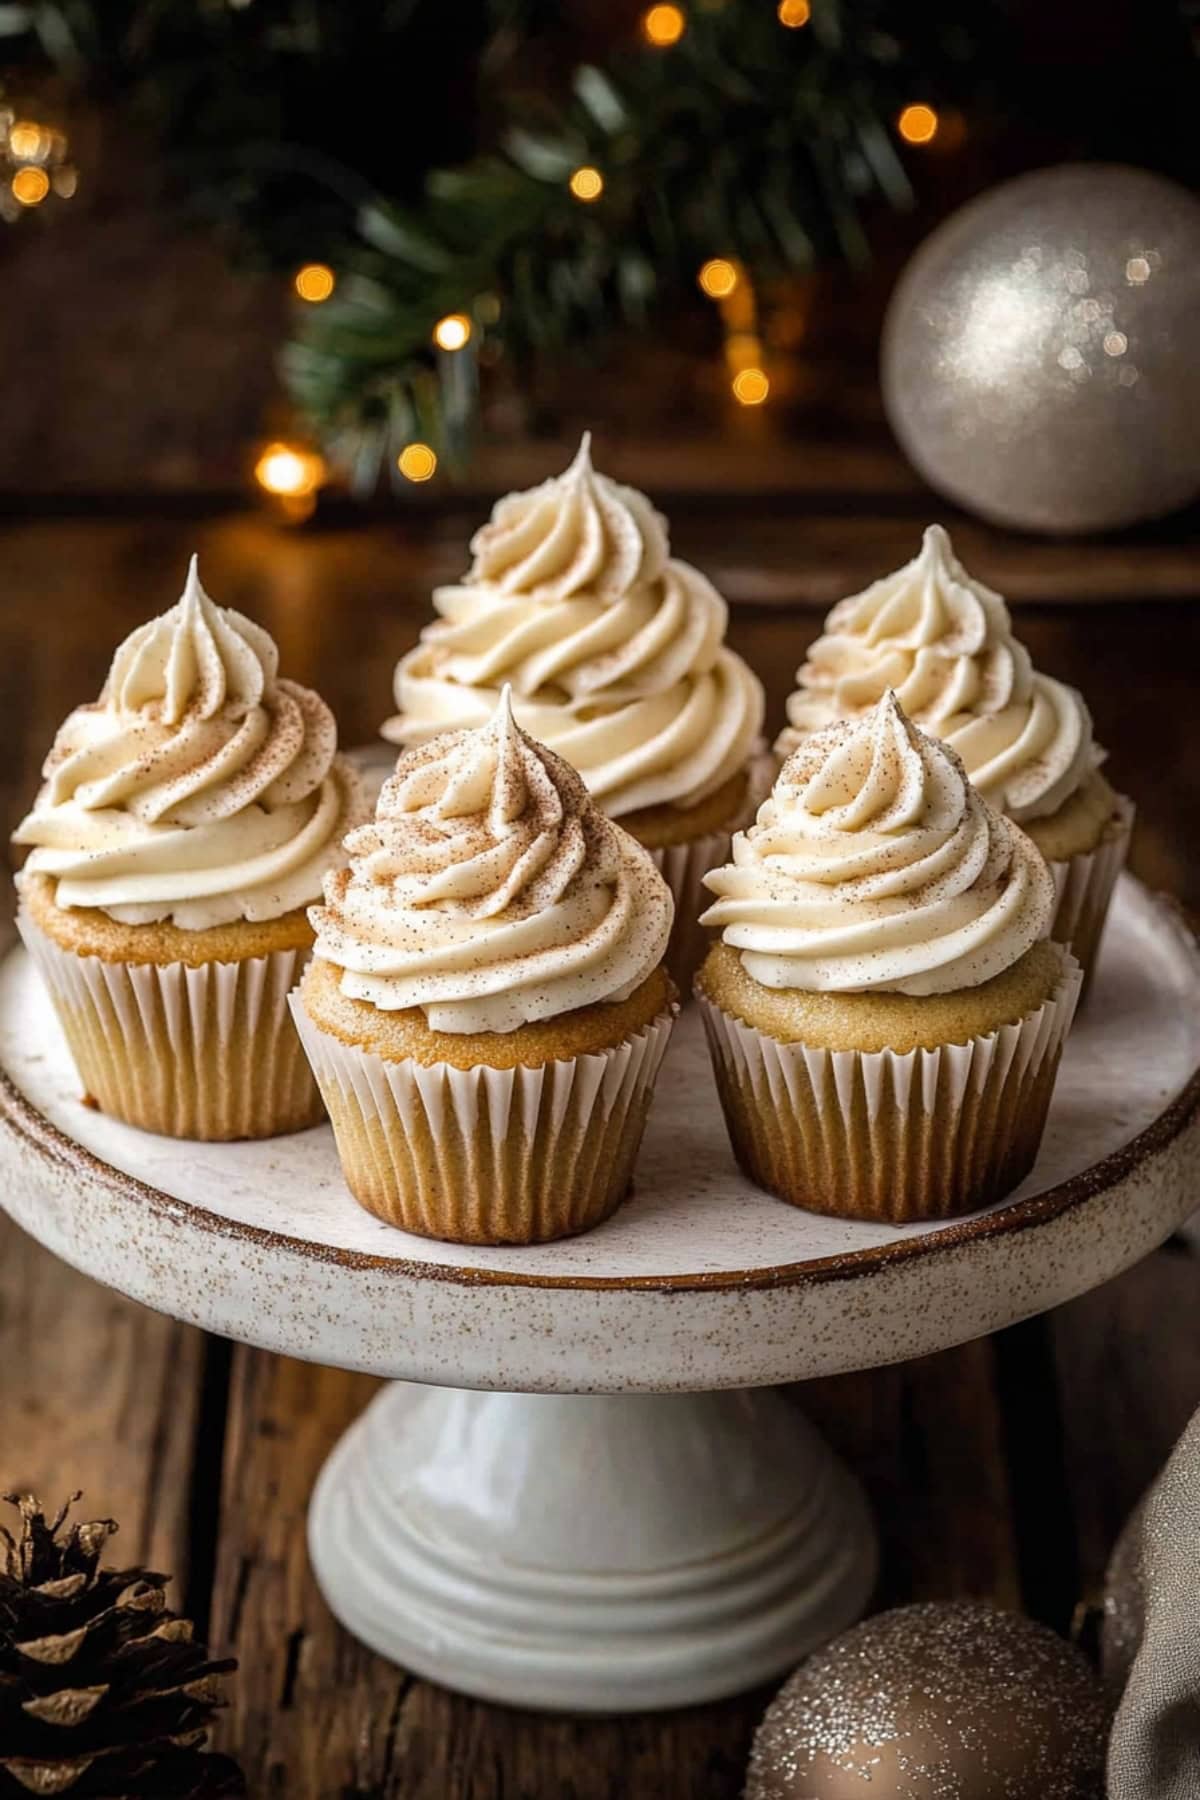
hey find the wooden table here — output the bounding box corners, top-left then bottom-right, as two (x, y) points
(1, 496), (1198, 1797)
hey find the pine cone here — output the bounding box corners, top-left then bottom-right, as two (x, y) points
(0, 1494), (244, 1798)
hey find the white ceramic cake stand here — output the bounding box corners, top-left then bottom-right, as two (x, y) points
(1, 874), (1198, 1714)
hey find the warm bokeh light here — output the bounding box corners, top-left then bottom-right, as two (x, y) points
(732, 367), (770, 406)
(254, 442), (326, 498)
(569, 166), (604, 202)
(433, 313), (472, 351)
(777, 0), (811, 25)
(51, 166), (78, 199)
(11, 166), (49, 207)
(8, 121), (46, 161)
(295, 263), (336, 303)
(698, 258), (739, 299)
(898, 103), (939, 145)
(724, 332), (763, 374)
(641, 4), (686, 46)
(398, 443), (438, 482)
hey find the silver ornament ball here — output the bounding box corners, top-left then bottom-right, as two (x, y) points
(882, 164), (1200, 533)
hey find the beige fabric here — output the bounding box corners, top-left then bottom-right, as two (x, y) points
(1107, 1406), (1200, 1798)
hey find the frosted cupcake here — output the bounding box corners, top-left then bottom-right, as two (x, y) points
(778, 526), (1133, 986)
(293, 689), (676, 1244)
(14, 557), (366, 1139)
(698, 692), (1081, 1224)
(385, 434), (766, 987)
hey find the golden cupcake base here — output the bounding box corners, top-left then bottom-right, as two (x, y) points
(293, 962), (677, 1245)
(18, 876), (322, 1140)
(696, 940), (1082, 1225)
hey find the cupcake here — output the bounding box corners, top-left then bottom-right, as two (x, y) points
(293, 688), (676, 1245)
(778, 526), (1133, 986)
(698, 691), (1081, 1224)
(13, 557), (366, 1140)
(384, 433), (766, 988)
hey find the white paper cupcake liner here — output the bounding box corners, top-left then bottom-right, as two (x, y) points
(18, 912), (321, 1140)
(697, 957), (1082, 1224)
(290, 997), (676, 1244)
(650, 745), (777, 995)
(1047, 794), (1135, 993)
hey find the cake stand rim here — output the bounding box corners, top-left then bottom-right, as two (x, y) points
(2, 875), (1196, 1296)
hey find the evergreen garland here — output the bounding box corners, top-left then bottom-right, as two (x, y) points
(0, 0), (1003, 485)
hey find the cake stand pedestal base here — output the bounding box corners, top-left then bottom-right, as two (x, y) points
(307, 1382), (877, 1713)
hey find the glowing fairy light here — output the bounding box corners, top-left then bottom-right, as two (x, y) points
(398, 443), (438, 482)
(569, 166), (604, 203)
(295, 263), (335, 303)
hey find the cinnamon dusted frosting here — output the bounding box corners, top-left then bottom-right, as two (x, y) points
(703, 691), (1054, 996)
(14, 557), (365, 928)
(385, 434), (764, 819)
(311, 689), (673, 1032)
(778, 525), (1099, 823)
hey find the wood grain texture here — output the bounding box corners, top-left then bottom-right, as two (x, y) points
(1051, 1242), (1200, 1599)
(0, 1213), (207, 1587)
(206, 1346), (1017, 1797)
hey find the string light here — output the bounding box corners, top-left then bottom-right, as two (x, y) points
(8, 121), (46, 161)
(732, 367), (770, 406)
(398, 443), (438, 482)
(641, 4), (686, 45)
(254, 442), (326, 499)
(433, 313), (472, 351)
(898, 103), (939, 145)
(777, 0), (810, 24)
(11, 166), (49, 207)
(698, 257), (739, 299)
(568, 166), (604, 203)
(295, 263), (335, 303)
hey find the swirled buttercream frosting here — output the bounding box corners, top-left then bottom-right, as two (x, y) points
(703, 691), (1054, 996)
(779, 525), (1099, 822)
(385, 434), (764, 819)
(15, 557), (366, 928)
(312, 688), (674, 1032)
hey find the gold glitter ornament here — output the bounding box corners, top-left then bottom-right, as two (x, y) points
(744, 1601), (1109, 1799)
(882, 165), (1200, 534)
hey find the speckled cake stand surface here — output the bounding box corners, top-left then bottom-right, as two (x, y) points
(1, 874), (1197, 1713)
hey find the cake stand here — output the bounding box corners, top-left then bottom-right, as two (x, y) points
(1, 875), (1197, 1714)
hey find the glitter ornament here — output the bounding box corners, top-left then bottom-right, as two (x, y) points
(744, 1601), (1109, 1799)
(882, 165), (1200, 534)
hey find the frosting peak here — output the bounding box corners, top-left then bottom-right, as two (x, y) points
(780, 526), (1098, 822)
(466, 433), (669, 604)
(312, 690), (673, 1032)
(15, 558), (365, 928)
(704, 692), (1054, 995)
(106, 555), (278, 724)
(386, 438), (764, 818)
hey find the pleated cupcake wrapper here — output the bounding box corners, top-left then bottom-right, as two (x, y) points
(1047, 793), (1135, 994)
(18, 912), (322, 1141)
(697, 958), (1082, 1225)
(651, 745), (778, 994)
(289, 997), (675, 1245)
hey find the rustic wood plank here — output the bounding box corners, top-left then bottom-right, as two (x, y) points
(805, 1340), (1023, 1611)
(0, 1214), (209, 1588)
(1050, 1242), (1200, 1602)
(211, 1340), (1021, 1797)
